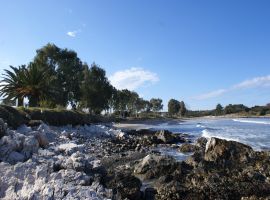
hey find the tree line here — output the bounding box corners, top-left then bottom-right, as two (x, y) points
(0, 43), (164, 116)
(187, 103), (270, 117)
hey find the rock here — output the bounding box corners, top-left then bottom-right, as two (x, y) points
(204, 137), (254, 167)
(7, 151), (25, 164)
(134, 154), (177, 180)
(0, 131), (25, 163)
(155, 130), (175, 143)
(179, 143), (199, 153)
(0, 118), (7, 138)
(33, 131), (49, 148)
(22, 136), (39, 158)
(27, 120), (43, 127)
(195, 137), (208, 149)
(106, 171), (142, 200)
(57, 143), (84, 155)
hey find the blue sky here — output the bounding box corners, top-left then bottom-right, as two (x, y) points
(0, 0), (270, 110)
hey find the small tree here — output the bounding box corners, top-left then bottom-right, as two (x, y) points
(168, 99), (180, 116)
(179, 101), (187, 117)
(215, 103), (223, 115)
(150, 98), (163, 115)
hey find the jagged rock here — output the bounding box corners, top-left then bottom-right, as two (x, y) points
(21, 135), (39, 158)
(204, 137), (254, 167)
(195, 137), (208, 149)
(155, 130), (186, 144)
(134, 154), (177, 180)
(30, 131), (49, 148)
(106, 171), (142, 200)
(179, 143), (199, 153)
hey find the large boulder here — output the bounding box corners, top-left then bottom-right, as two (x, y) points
(134, 154), (177, 180)
(204, 137), (254, 167)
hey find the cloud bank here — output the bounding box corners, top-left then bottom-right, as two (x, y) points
(195, 75), (270, 100)
(109, 67), (159, 90)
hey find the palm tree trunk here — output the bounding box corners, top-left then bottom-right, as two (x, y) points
(29, 96), (39, 107)
(17, 97), (24, 107)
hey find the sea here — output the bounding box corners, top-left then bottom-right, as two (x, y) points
(148, 117), (270, 160)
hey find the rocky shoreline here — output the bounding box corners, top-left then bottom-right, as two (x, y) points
(1, 119), (270, 200)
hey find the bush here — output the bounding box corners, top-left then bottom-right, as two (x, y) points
(0, 118), (7, 138)
(0, 105), (29, 128)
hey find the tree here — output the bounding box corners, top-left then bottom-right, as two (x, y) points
(215, 103), (223, 115)
(150, 98), (163, 113)
(0, 63), (56, 107)
(34, 43), (84, 107)
(168, 99), (180, 116)
(0, 65), (26, 106)
(224, 104), (249, 114)
(80, 63), (113, 114)
(179, 101), (187, 117)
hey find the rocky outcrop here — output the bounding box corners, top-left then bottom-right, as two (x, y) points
(204, 137), (254, 167)
(155, 137), (270, 200)
(105, 171), (142, 200)
(178, 143), (199, 153)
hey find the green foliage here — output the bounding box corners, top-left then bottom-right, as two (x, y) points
(34, 43), (84, 107)
(168, 99), (180, 116)
(0, 105), (28, 128)
(215, 103), (223, 115)
(150, 98), (163, 113)
(80, 63), (113, 114)
(179, 101), (187, 117)
(224, 104), (249, 114)
(0, 63), (55, 107)
(0, 65), (27, 106)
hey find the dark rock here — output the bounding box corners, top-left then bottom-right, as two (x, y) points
(105, 171), (142, 200)
(204, 137), (254, 167)
(178, 143), (199, 153)
(134, 154), (178, 180)
(0, 118), (7, 138)
(27, 120), (43, 127)
(195, 137), (208, 149)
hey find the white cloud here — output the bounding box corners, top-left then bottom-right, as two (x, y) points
(233, 75), (270, 89)
(67, 31), (77, 37)
(194, 75), (270, 100)
(109, 67), (159, 90)
(66, 28), (82, 37)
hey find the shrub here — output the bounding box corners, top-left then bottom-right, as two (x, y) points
(0, 105), (29, 128)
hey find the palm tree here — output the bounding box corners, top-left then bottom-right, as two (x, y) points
(0, 65), (26, 106)
(1, 63), (56, 107)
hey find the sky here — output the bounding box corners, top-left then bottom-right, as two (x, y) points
(0, 0), (270, 110)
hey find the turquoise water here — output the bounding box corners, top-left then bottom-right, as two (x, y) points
(153, 117), (270, 151)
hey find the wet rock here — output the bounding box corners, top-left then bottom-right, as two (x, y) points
(195, 137), (208, 149)
(179, 143), (199, 153)
(155, 130), (186, 144)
